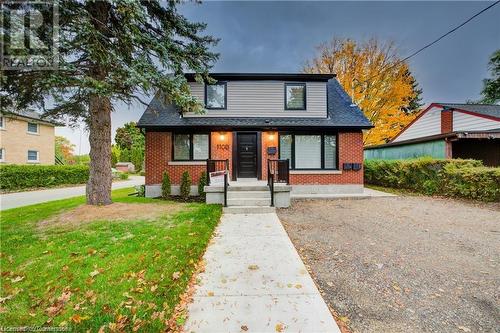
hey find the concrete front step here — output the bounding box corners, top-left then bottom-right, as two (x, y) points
(228, 185), (270, 191)
(227, 198), (271, 206)
(227, 190), (271, 199)
(223, 206), (276, 214)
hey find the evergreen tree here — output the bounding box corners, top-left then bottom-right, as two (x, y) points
(1, 0), (218, 205)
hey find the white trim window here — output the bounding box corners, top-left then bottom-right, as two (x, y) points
(0, 116), (4, 129)
(27, 150), (39, 163)
(27, 122), (39, 134)
(0, 148), (5, 162)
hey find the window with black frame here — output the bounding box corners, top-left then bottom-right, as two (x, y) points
(173, 134), (209, 161)
(279, 134), (337, 170)
(285, 83), (306, 110)
(205, 82), (226, 109)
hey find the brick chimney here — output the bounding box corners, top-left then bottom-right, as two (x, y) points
(441, 108), (453, 134)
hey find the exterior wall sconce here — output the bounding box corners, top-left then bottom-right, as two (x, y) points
(219, 132), (226, 141)
(268, 131), (275, 141)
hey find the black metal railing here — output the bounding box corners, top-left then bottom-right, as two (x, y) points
(267, 159), (290, 207)
(267, 159), (290, 185)
(206, 159), (230, 206)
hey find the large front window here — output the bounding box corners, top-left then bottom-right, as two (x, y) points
(279, 133), (337, 170)
(205, 83), (226, 109)
(173, 134), (209, 161)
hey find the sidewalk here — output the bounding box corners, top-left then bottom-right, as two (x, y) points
(0, 176), (144, 210)
(185, 212), (340, 332)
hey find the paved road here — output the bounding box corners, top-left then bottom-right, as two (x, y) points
(0, 176), (144, 210)
(185, 212), (340, 332)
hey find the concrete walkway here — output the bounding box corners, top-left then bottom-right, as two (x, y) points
(291, 187), (396, 199)
(185, 212), (340, 333)
(0, 176), (144, 210)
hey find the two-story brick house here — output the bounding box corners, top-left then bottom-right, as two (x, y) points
(0, 110), (58, 165)
(138, 73), (372, 201)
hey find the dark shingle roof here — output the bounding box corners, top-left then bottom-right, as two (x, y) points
(137, 79), (372, 130)
(439, 103), (500, 119)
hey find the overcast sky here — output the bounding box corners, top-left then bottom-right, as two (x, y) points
(56, 1), (500, 155)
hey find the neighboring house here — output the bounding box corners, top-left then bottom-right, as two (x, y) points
(0, 110), (59, 165)
(364, 103), (500, 166)
(137, 73), (372, 198)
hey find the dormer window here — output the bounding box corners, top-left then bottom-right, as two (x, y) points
(205, 82), (227, 109)
(285, 83), (306, 110)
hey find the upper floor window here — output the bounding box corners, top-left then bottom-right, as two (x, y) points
(0, 116), (4, 129)
(205, 82), (226, 109)
(173, 133), (210, 161)
(27, 122), (39, 134)
(27, 150), (39, 162)
(285, 83), (306, 110)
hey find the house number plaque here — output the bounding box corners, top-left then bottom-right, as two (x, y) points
(217, 144), (230, 150)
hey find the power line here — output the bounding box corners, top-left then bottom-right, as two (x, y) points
(355, 0), (500, 88)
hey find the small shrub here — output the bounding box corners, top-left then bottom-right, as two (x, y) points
(180, 171), (191, 200)
(0, 165), (89, 191)
(119, 172), (129, 180)
(198, 171), (207, 198)
(134, 185), (145, 197)
(161, 171), (171, 198)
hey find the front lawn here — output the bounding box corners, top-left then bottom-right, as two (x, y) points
(0, 188), (222, 331)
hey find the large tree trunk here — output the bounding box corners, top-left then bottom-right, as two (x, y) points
(86, 95), (112, 205)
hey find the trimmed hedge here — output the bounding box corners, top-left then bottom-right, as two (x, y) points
(364, 158), (499, 202)
(0, 165), (89, 191)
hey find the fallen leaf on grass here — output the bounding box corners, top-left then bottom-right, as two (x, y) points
(248, 265), (259, 270)
(70, 314), (83, 323)
(172, 271), (181, 280)
(150, 284), (158, 292)
(11, 275), (25, 283)
(89, 270), (100, 278)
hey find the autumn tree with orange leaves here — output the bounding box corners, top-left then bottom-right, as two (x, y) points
(304, 38), (423, 145)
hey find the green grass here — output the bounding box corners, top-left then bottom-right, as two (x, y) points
(365, 184), (425, 196)
(0, 188), (222, 331)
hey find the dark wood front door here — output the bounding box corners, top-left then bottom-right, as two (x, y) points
(237, 133), (257, 178)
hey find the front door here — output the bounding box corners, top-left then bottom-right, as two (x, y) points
(237, 133), (257, 178)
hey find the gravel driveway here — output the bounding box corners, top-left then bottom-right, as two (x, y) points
(277, 196), (500, 333)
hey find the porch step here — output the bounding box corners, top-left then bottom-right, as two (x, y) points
(223, 206), (276, 214)
(227, 198), (271, 206)
(226, 190), (271, 199)
(228, 185), (270, 191)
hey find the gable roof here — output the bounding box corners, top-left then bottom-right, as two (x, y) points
(438, 103), (500, 120)
(137, 79), (372, 130)
(1, 109), (60, 126)
(390, 102), (500, 143)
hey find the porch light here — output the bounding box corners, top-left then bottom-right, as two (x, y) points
(219, 132), (226, 141)
(268, 132), (275, 141)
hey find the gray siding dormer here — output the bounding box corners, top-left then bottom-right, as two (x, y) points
(184, 81), (327, 118)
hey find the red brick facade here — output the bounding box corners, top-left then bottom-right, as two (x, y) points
(145, 130), (364, 185)
(441, 110), (453, 134)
